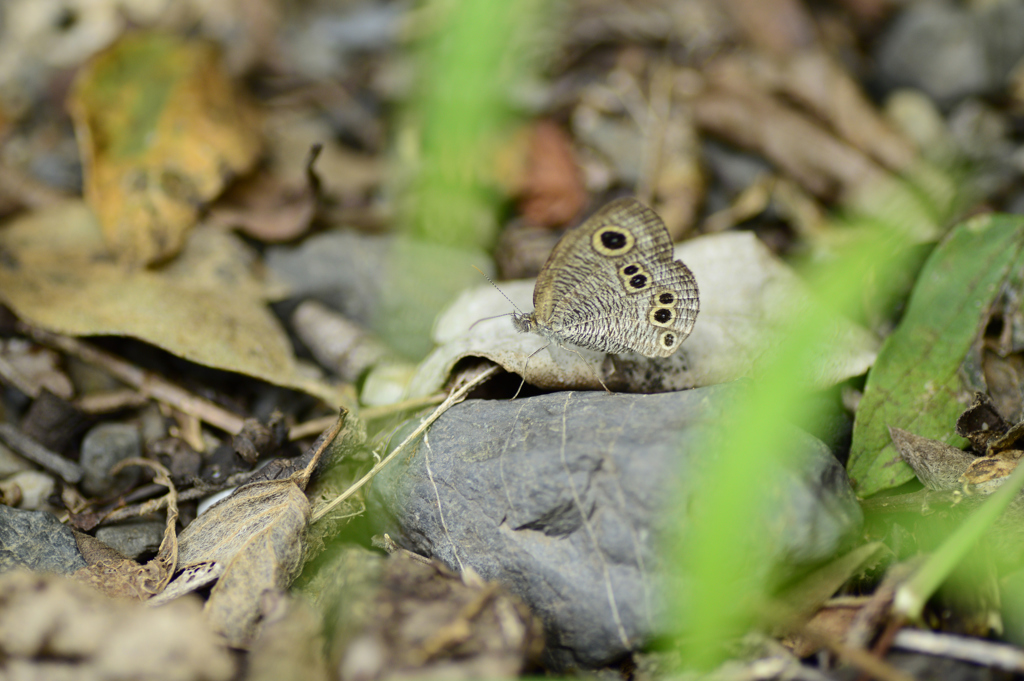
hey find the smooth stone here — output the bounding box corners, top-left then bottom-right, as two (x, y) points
(266, 231), (390, 327)
(0, 470), (55, 510)
(79, 423), (141, 497)
(0, 505), (86, 574)
(95, 521), (165, 560)
(367, 387), (862, 670)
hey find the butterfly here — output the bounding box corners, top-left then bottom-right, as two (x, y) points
(511, 198), (699, 357)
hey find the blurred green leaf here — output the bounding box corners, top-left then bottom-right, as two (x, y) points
(848, 214), (1024, 496)
(379, 0), (550, 359)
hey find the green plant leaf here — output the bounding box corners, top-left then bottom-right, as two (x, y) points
(848, 214), (1024, 496)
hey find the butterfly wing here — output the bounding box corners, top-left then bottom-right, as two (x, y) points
(532, 198), (699, 357)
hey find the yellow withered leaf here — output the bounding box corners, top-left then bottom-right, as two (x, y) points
(69, 32), (262, 266)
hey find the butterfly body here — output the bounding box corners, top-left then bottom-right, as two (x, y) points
(512, 198), (699, 358)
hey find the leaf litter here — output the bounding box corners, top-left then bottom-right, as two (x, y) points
(152, 411), (346, 647)
(6, 1), (1024, 679)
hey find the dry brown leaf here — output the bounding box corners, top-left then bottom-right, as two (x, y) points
(68, 32), (262, 266)
(774, 51), (916, 173)
(73, 459), (179, 600)
(712, 51), (916, 174)
(207, 171), (316, 242)
(0, 569), (234, 680)
(787, 604), (861, 658)
(0, 200), (351, 407)
(170, 480), (310, 647)
(960, 456), (1019, 495)
(693, 85), (887, 203)
(518, 120), (587, 227)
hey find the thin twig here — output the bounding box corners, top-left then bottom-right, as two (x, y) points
(892, 629), (1024, 672)
(310, 365), (499, 524)
(0, 354), (39, 397)
(799, 620), (915, 681)
(359, 392), (448, 421)
(75, 389), (150, 414)
(20, 324), (246, 435)
(0, 423), (82, 483)
(293, 410), (346, 490)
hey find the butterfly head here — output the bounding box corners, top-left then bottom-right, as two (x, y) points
(511, 311), (537, 335)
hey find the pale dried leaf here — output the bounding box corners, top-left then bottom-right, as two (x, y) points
(0, 201), (350, 407)
(171, 480), (310, 647)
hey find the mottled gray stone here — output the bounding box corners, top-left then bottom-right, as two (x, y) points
(876, 1), (1024, 104)
(266, 231), (391, 327)
(95, 521), (165, 560)
(0, 505), (85, 574)
(367, 387), (862, 670)
(80, 423), (141, 497)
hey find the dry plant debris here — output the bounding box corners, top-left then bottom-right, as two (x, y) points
(0, 569), (234, 681)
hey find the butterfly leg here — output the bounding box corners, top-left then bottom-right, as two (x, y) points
(564, 345), (612, 393)
(512, 343), (550, 400)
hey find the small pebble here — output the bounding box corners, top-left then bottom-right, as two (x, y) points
(79, 423), (141, 497)
(95, 521), (165, 560)
(0, 470), (55, 510)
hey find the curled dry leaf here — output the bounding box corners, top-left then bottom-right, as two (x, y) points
(956, 392), (1011, 453)
(158, 414), (344, 647)
(170, 480), (309, 647)
(72, 458), (179, 599)
(207, 171), (317, 243)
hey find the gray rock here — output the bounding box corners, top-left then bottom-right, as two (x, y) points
(0, 505), (86, 574)
(95, 521), (165, 560)
(79, 423), (141, 497)
(267, 232), (493, 359)
(876, 1), (1024, 105)
(367, 387), (862, 670)
(266, 231), (391, 327)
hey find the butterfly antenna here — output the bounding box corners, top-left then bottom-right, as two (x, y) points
(467, 312), (513, 332)
(472, 265), (524, 315)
